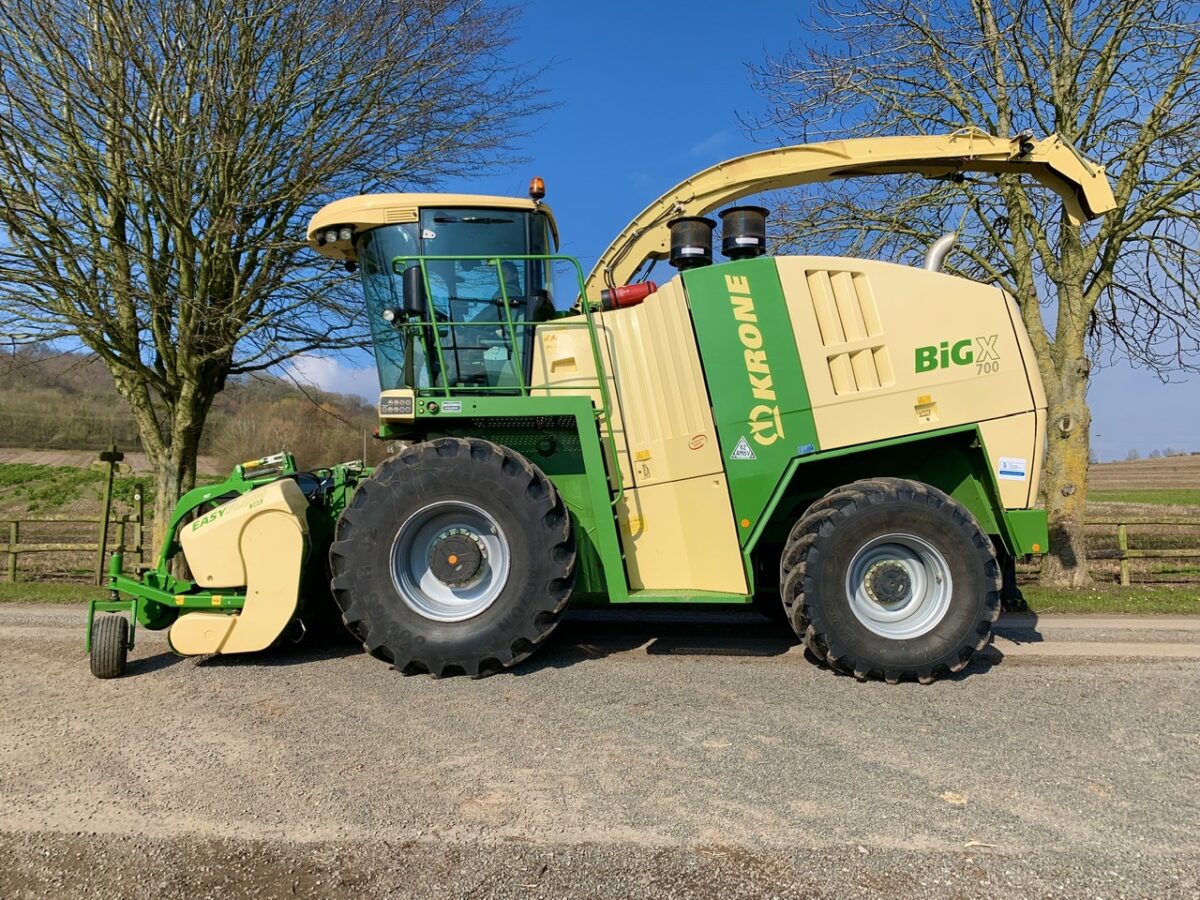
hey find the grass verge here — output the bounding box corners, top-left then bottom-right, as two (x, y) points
(1088, 489), (1200, 507)
(0, 581), (90, 603)
(1022, 583), (1200, 615)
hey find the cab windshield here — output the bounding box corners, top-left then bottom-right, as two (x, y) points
(356, 208), (553, 392)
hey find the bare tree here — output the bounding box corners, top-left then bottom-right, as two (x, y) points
(748, 0), (1200, 586)
(0, 0), (543, 548)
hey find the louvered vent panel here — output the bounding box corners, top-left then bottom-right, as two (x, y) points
(805, 269), (895, 395)
(384, 206), (418, 223)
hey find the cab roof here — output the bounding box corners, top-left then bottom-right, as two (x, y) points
(307, 193), (559, 261)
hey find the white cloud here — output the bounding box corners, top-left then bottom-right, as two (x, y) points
(284, 354), (379, 402)
(688, 130), (732, 158)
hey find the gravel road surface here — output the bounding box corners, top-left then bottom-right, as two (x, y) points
(1, 604), (1197, 898)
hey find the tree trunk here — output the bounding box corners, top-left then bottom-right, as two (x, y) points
(122, 385), (210, 560)
(1039, 370), (1092, 588)
(151, 459), (186, 562)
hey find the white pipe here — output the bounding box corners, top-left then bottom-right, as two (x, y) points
(923, 231), (958, 271)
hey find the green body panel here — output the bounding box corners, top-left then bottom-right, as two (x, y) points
(1004, 509), (1050, 557)
(743, 424), (1044, 580)
(683, 259), (820, 544)
(392, 394), (631, 602)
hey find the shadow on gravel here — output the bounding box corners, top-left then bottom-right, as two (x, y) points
(193, 633), (362, 670)
(993, 611), (1045, 645)
(124, 651), (185, 678)
(972, 611), (1043, 671)
(516, 609), (798, 675)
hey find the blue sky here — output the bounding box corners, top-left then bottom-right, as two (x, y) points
(300, 0), (1197, 461)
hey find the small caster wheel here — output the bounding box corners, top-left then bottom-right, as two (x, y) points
(91, 615), (129, 679)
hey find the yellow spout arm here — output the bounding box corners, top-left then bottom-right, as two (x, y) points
(584, 129), (1115, 297)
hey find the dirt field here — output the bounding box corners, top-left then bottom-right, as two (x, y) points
(1, 605), (1197, 898)
(1088, 454), (1200, 491)
(0, 448), (221, 476)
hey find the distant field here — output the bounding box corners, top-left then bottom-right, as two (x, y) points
(0, 448), (220, 476)
(1088, 454), (1200, 493)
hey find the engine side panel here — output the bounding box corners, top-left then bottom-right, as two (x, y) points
(775, 256), (1044, 509)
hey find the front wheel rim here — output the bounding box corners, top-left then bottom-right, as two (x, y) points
(845, 532), (953, 639)
(390, 501), (510, 622)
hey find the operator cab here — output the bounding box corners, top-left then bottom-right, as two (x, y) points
(308, 194), (558, 393)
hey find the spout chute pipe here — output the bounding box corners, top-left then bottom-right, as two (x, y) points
(923, 232), (958, 272)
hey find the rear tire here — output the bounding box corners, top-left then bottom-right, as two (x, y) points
(780, 478), (1000, 683)
(330, 438), (576, 677)
(90, 615), (128, 679)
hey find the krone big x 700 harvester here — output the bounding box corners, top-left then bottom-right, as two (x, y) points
(88, 130), (1115, 683)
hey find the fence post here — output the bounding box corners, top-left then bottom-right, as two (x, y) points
(1117, 523), (1131, 587)
(95, 444), (124, 586)
(134, 483), (144, 566)
(6, 521), (16, 583)
(116, 516), (127, 556)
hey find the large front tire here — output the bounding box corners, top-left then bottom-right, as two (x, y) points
(780, 478), (1000, 683)
(330, 438), (576, 677)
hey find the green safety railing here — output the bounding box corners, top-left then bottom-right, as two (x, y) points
(389, 254), (625, 506)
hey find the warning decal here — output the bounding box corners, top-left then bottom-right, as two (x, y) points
(998, 456), (1027, 481)
(730, 436), (757, 461)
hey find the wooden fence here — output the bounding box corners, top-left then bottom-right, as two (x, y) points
(2, 507), (1196, 587)
(2, 509), (145, 584)
(1085, 516), (1200, 585)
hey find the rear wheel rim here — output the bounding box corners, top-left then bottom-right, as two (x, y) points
(845, 532), (953, 639)
(390, 501), (510, 622)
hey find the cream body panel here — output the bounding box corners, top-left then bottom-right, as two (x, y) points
(180, 479), (310, 588)
(169, 613), (236, 656)
(532, 278), (724, 489)
(169, 507), (306, 655)
(532, 315), (632, 487)
(171, 479), (308, 656)
(778, 256), (1043, 509)
(219, 510), (306, 653)
(595, 279), (724, 486)
(616, 475), (748, 594)
(1000, 289), (1048, 503)
(978, 412), (1040, 508)
(533, 281), (742, 589)
(1029, 407), (1046, 503)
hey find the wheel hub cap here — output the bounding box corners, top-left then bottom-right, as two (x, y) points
(429, 529), (486, 587)
(845, 533), (953, 640)
(389, 501), (511, 623)
(865, 560), (911, 604)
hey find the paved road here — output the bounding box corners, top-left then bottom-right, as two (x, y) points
(1, 604), (1197, 898)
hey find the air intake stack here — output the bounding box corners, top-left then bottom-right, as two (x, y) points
(718, 205), (769, 260)
(668, 217), (716, 270)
